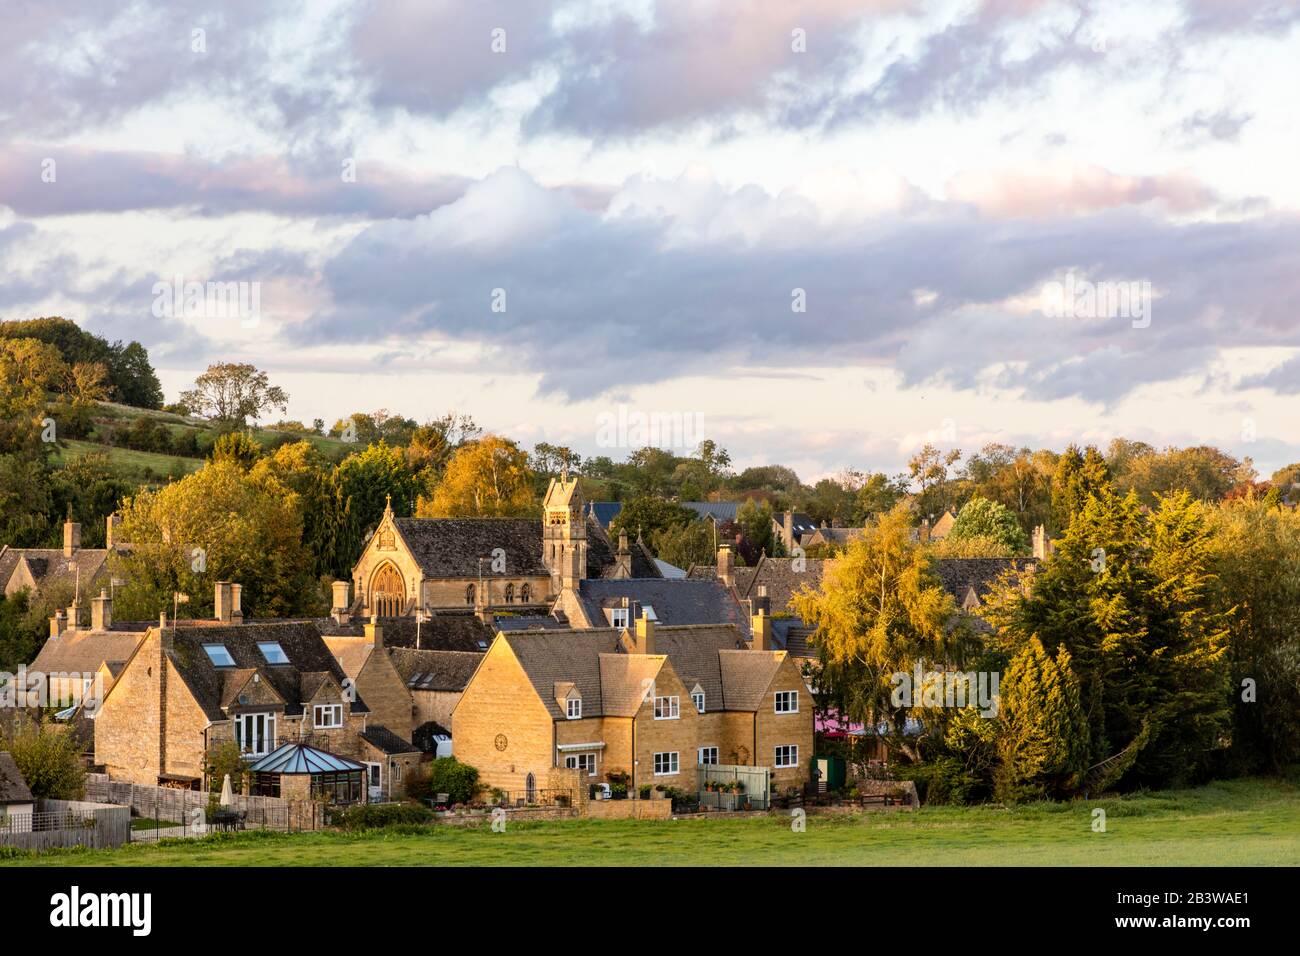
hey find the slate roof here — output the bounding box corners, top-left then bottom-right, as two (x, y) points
(770, 619), (819, 659)
(29, 626), (148, 678)
(574, 578), (751, 634)
(359, 725), (420, 755)
(493, 614), (569, 632)
(585, 502), (623, 527)
(654, 559), (687, 579)
(0, 546), (112, 599)
(319, 614), (495, 652)
(388, 648), (483, 692)
(0, 752), (34, 805)
(681, 501), (740, 523)
(687, 556), (826, 614)
(931, 558), (1037, 605)
(391, 518), (549, 578)
(501, 623), (774, 720)
(777, 512), (820, 537)
(412, 720), (451, 752)
(249, 742), (364, 774)
(157, 621), (368, 722)
(320, 636), (374, 681)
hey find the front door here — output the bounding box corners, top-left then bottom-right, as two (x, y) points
(364, 762), (382, 801)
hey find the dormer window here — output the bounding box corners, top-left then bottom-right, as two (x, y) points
(641, 605), (658, 621)
(692, 689), (705, 713)
(257, 642), (289, 665)
(566, 696), (582, 719)
(202, 644), (235, 667)
(609, 608), (629, 628)
(314, 703), (343, 729)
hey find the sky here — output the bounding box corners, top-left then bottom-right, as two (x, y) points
(2, 0), (1299, 482)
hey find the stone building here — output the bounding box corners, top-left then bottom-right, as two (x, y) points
(0, 517), (124, 602)
(453, 612), (813, 796)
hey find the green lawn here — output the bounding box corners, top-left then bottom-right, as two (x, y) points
(7, 778), (1298, 867)
(53, 439), (204, 479)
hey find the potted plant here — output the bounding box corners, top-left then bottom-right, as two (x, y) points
(638, 784), (652, 800)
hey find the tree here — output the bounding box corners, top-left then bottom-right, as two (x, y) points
(855, 472), (908, 521)
(949, 497), (1029, 554)
(208, 430), (264, 470)
(251, 441), (352, 579)
(111, 460), (319, 620)
(416, 436), (536, 518)
(995, 637), (1090, 802)
(1049, 444), (1109, 532)
(908, 444), (963, 519)
(0, 317), (162, 409)
(0, 338), (67, 454)
(735, 498), (778, 561)
(610, 497), (694, 543)
(650, 520), (716, 570)
(179, 363), (288, 427)
(0, 720), (85, 800)
(790, 505), (958, 762)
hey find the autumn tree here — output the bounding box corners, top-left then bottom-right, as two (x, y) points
(416, 436), (536, 518)
(948, 496), (1029, 555)
(180, 363), (288, 427)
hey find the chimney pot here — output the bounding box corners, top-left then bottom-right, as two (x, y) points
(91, 588), (112, 631)
(50, 609), (67, 638)
(63, 520), (81, 557)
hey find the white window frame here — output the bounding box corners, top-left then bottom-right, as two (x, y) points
(234, 712), (275, 756)
(566, 696), (582, 720)
(697, 746), (718, 766)
(609, 608), (629, 628)
(775, 690), (799, 714)
(692, 691), (705, 713)
(774, 744), (799, 768)
(364, 762), (382, 791)
(654, 695), (680, 720)
(653, 751), (679, 776)
(565, 753), (598, 777)
(314, 703), (343, 729)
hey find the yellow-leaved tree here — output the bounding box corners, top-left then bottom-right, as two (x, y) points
(415, 436), (536, 518)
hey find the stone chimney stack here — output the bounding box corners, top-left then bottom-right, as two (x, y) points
(65, 599), (80, 633)
(364, 614), (384, 649)
(782, 511), (794, 552)
(716, 543), (734, 588)
(634, 611), (656, 656)
(230, 583), (243, 623)
(50, 609), (67, 638)
(331, 581), (352, 625)
(214, 581), (233, 622)
(63, 520), (81, 557)
(91, 589), (112, 631)
(919, 517), (931, 543)
(158, 610), (172, 651)
(750, 606), (772, 651)
(105, 514), (122, 550)
(1032, 525), (1053, 560)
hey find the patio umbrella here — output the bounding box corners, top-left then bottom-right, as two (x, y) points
(219, 773), (233, 807)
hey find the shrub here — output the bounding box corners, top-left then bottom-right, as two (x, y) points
(331, 802), (435, 830)
(0, 720), (84, 800)
(424, 757), (481, 804)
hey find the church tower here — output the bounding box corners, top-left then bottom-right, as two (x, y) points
(542, 469), (587, 595)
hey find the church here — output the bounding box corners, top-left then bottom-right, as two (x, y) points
(345, 473), (661, 619)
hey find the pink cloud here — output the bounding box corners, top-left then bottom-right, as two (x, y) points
(945, 163), (1220, 218)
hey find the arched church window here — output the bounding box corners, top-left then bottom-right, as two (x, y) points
(505, 584), (514, 603)
(466, 584), (475, 606)
(520, 584), (530, 602)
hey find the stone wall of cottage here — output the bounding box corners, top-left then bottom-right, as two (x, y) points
(412, 689), (461, 731)
(630, 668), (700, 791)
(356, 651), (414, 740)
(451, 640), (555, 792)
(95, 630), (163, 783)
(755, 655), (815, 790)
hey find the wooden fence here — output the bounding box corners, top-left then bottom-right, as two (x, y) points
(0, 799), (130, 852)
(84, 773), (323, 831)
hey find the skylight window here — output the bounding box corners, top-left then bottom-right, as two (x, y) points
(203, 644), (235, 667)
(641, 605), (658, 621)
(258, 642), (289, 665)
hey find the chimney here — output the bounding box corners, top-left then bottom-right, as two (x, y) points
(331, 581), (352, 625)
(214, 581), (238, 623)
(750, 585), (771, 618)
(750, 606), (772, 651)
(105, 514), (122, 550)
(782, 511), (793, 552)
(91, 589), (112, 631)
(919, 518), (931, 543)
(716, 543), (734, 588)
(364, 614), (384, 649)
(159, 610), (172, 651)
(50, 609), (67, 638)
(230, 583), (243, 623)
(65, 600), (80, 633)
(634, 612), (656, 655)
(1032, 525), (1053, 560)
(474, 581), (494, 624)
(63, 520), (81, 557)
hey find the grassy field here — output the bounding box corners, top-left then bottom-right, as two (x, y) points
(53, 439), (204, 479)
(7, 778), (1298, 867)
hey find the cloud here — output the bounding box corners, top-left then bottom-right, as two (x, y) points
(289, 167), (1300, 406)
(0, 146), (469, 218)
(945, 163), (1221, 218)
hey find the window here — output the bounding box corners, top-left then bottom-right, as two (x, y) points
(465, 584), (475, 606)
(314, 703), (343, 729)
(653, 751), (679, 776)
(641, 604), (657, 621)
(365, 763), (381, 789)
(654, 696), (679, 720)
(566, 696), (582, 719)
(698, 746), (718, 765)
(609, 607), (629, 628)
(692, 691), (705, 713)
(234, 712), (275, 756)
(565, 753), (597, 776)
(202, 644), (235, 667)
(311, 770), (363, 805)
(775, 690), (799, 713)
(774, 744), (799, 768)
(520, 584), (530, 602)
(393, 763), (403, 783)
(505, 583), (514, 603)
(257, 642), (288, 665)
